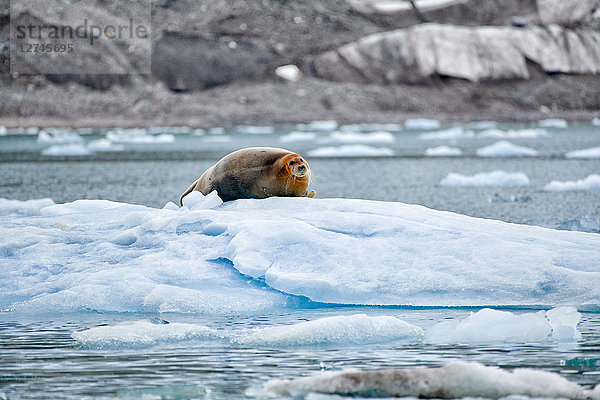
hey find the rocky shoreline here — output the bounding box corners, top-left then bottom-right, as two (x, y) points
(1, 0), (599, 128)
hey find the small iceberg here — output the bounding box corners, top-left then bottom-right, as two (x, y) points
(234, 126), (275, 134)
(418, 127), (473, 140)
(106, 128), (175, 144)
(236, 314), (423, 347)
(478, 128), (548, 138)
(37, 129), (84, 144)
(566, 146), (600, 159)
(425, 307), (581, 344)
(86, 139), (124, 152)
(295, 120), (339, 131)
(339, 123), (403, 132)
(318, 131), (395, 144)
(538, 118), (568, 128)
(404, 118), (441, 130)
(425, 145), (462, 156)
(260, 361), (599, 399)
(441, 170), (530, 186)
(544, 174), (600, 191)
(41, 144), (92, 156)
(279, 131), (317, 143)
(307, 145), (393, 157)
(476, 141), (538, 157)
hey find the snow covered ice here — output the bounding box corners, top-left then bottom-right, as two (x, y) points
(544, 174), (600, 191)
(425, 145), (462, 156)
(566, 146), (600, 159)
(476, 141), (538, 157)
(404, 118), (441, 130)
(440, 170), (530, 186)
(2, 196), (599, 313)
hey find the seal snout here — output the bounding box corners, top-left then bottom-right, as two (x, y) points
(289, 158), (310, 178)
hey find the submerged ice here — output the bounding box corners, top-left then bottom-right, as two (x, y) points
(1, 196), (600, 313)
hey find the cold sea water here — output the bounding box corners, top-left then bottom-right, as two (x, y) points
(0, 120), (599, 399)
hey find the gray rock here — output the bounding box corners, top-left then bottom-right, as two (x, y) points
(312, 23), (600, 83)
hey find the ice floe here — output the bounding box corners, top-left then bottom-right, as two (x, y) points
(318, 131), (395, 144)
(339, 123), (403, 132)
(106, 129), (175, 144)
(425, 145), (462, 156)
(477, 128), (548, 139)
(236, 314), (423, 346)
(2, 196), (599, 313)
(307, 145), (393, 157)
(404, 118), (441, 130)
(425, 307), (581, 344)
(260, 361), (600, 399)
(566, 146), (600, 159)
(592, 117), (600, 126)
(234, 126), (276, 134)
(440, 170), (530, 186)
(476, 141), (538, 157)
(544, 174), (600, 191)
(201, 135), (233, 143)
(86, 139), (125, 152)
(37, 129), (84, 144)
(418, 127), (474, 140)
(295, 121), (339, 131)
(279, 131), (318, 143)
(41, 144), (93, 156)
(466, 121), (498, 129)
(538, 118), (568, 128)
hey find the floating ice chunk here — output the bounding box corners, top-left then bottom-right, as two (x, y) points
(41, 144), (92, 156)
(86, 139), (124, 152)
(202, 136), (232, 143)
(275, 64), (301, 82)
(280, 131), (318, 143)
(339, 123), (403, 132)
(418, 127), (473, 140)
(566, 146), (600, 159)
(307, 145), (393, 157)
(425, 145), (462, 156)
(476, 141), (538, 157)
(592, 117), (600, 126)
(547, 306), (583, 341)
(0, 126), (7, 136)
(147, 126), (193, 135)
(37, 129), (84, 144)
(236, 314), (423, 346)
(404, 118), (441, 130)
(466, 121), (498, 129)
(261, 361), (598, 399)
(0, 198), (55, 217)
(478, 128), (548, 138)
(488, 193), (531, 203)
(72, 321), (221, 349)
(539, 118), (568, 128)
(544, 174), (600, 191)
(318, 131), (395, 144)
(441, 170), (530, 186)
(106, 129), (175, 144)
(295, 121), (339, 131)
(425, 307), (580, 344)
(234, 126), (275, 134)
(181, 191), (223, 210)
(208, 127), (226, 135)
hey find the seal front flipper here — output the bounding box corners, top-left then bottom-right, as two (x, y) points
(305, 190), (316, 198)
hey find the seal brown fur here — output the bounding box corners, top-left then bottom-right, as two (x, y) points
(180, 147), (315, 205)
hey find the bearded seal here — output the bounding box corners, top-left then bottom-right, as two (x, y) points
(180, 147), (315, 205)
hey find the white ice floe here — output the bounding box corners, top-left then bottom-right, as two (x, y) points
(466, 121), (498, 129)
(538, 118), (568, 128)
(544, 174), (600, 191)
(425, 146), (462, 156)
(440, 170), (530, 186)
(307, 145), (394, 157)
(425, 307), (581, 344)
(72, 321), (221, 349)
(201, 136), (232, 143)
(0, 198), (55, 217)
(418, 127), (474, 140)
(339, 123), (403, 132)
(592, 117), (600, 126)
(295, 121), (339, 131)
(279, 131), (318, 143)
(275, 64), (302, 82)
(566, 146), (600, 159)
(37, 129), (84, 144)
(236, 314), (423, 346)
(2, 196), (599, 313)
(476, 141), (538, 157)
(41, 144), (93, 156)
(0, 126), (7, 136)
(106, 129), (175, 144)
(86, 139), (125, 152)
(260, 361), (600, 399)
(318, 131), (395, 144)
(477, 128), (548, 139)
(234, 126), (276, 134)
(404, 118), (441, 130)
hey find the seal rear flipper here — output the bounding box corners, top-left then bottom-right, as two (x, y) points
(305, 190), (316, 198)
(179, 181), (198, 206)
